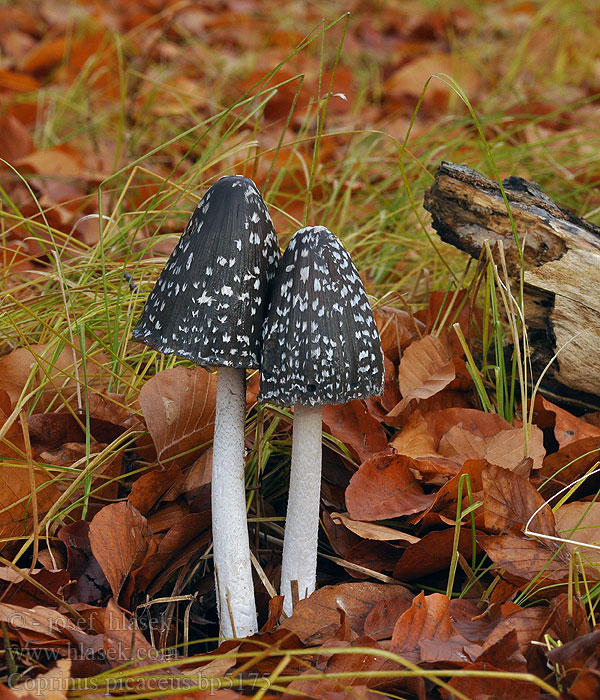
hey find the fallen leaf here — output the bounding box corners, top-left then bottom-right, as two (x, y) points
(363, 595), (413, 640)
(390, 592), (478, 663)
(279, 582), (413, 644)
(482, 464), (555, 535)
(478, 533), (570, 582)
(533, 395), (600, 448)
(88, 502), (155, 603)
(0, 603), (102, 654)
(344, 540), (402, 578)
(0, 463), (62, 552)
(392, 334), (455, 414)
(331, 512), (420, 543)
(138, 366), (217, 468)
(11, 658), (71, 699)
(95, 599), (168, 669)
(345, 451), (435, 521)
(482, 603), (547, 655)
(373, 306), (423, 363)
(128, 464), (184, 515)
(322, 400), (388, 463)
(393, 528), (477, 580)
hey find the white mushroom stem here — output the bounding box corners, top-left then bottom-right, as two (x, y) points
(212, 366), (257, 639)
(280, 403), (323, 617)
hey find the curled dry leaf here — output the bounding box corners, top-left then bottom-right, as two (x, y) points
(88, 502), (155, 604)
(322, 400), (388, 464)
(138, 366), (217, 468)
(331, 512), (420, 544)
(346, 451), (435, 521)
(390, 334), (455, 416)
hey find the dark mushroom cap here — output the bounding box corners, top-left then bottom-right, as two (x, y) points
(258, 225), (384, 406)
(132, 175), (281, 369)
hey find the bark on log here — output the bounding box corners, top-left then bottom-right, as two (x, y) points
(424, 161), (600, 406)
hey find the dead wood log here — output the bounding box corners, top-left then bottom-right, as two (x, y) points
(423, 161), (600, 406)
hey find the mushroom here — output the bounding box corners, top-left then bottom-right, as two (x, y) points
(258, 225), (384, 616)
(133, 175), (280, 638)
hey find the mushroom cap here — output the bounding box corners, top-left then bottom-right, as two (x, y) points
(132, 175), (281, 369)
(258, 225), (384, 406)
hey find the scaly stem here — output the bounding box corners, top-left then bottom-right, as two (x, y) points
(212, 366), (257, 638)
(280, 403), (323, 617)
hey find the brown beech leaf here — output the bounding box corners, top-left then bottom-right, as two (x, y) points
(322, 400), (388, 463)
(344, 540), (401, 578)
(484, 426), (545, 471)
(88, 502), (155, 603)
(96, 599), (167, 669)
(279, 582), (413, 644)
(346, 451), (435, 521)
(330, 512), (420, 544)
(533, 395), (600, 449)
(373, 306), (423, 363)
(541, 593), (590, 645)
(392, 334), (455, 413)
(539, 436), (600, 488)
(0, 603), (103, 654)
(393, 528), (478, 580)
(363, 595), (413, 640)
(11, 659), (71, 700)
(478, 533), (570, 582)
(128, 464), (184, 515)
(554, 503), (600, 577)
(482, 464), (556, 535)
(425, 458), (484, 522)
(0, 568), (70, 608)
(138, 366), (217, 468)
(547, 629), (600, 668)
(390, 592), (478, 663)
(482, 603), (548, 656)
(0, 463), (61, 551)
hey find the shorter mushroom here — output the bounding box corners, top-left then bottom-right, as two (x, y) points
(133, 175), (280, 637)
(259, 225), (384, 616)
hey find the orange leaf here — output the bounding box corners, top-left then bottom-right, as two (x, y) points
(482, 464), (555, 535)
(279, 582), (412, 644)
(390, 591), (478, 663)
(478, 533), (570, 582)
(88, 502), (155, 603)
(138, 366), (217, 468)
(346, 451), (435, 521)
(394, 334), (455, 412)
(322, 400), (388, 463)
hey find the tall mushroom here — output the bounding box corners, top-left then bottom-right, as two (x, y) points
(133, 175), (280, 638)
(259, 225), (384, 616)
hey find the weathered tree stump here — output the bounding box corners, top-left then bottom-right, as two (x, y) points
(424, 161), (600, 407)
